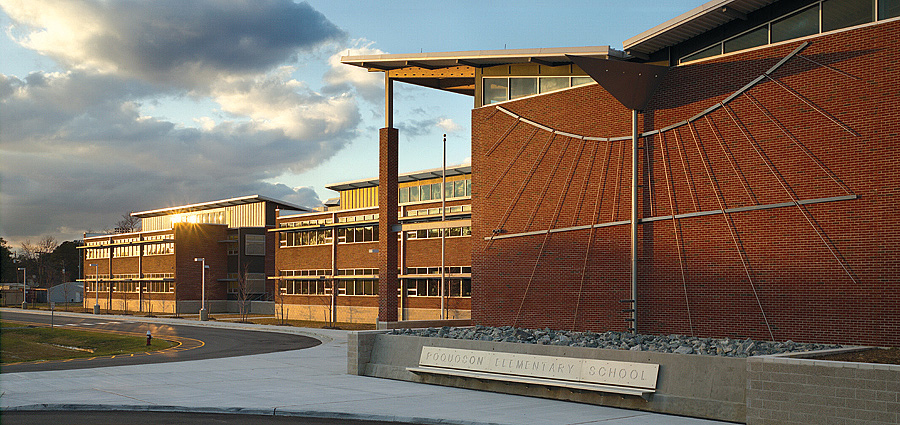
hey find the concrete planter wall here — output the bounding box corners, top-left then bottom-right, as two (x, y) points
(348, 331), (747, 422)
(349, 332), (900, 424)
(746, 355), (900, 425)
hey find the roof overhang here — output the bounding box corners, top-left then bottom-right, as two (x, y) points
(132, 195), (310, 218)
(623, 0), (776, 56)
(342, 47), (623, 96)
(327, 165), (472, 192)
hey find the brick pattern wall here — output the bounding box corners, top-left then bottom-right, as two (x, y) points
(378, 127), (399, 321)
(174, 222), (228, 302)
(472, 21), (900, 346)
(747, 356), (900, 424)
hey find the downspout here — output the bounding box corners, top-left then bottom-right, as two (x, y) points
(631, 109), (639, 334)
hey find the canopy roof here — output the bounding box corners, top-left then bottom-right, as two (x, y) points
(132, 195), (309, 218)
(327, 165), (471, 192)
(624, 0), (777, 56)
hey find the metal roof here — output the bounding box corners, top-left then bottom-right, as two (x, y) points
(623, 0), (776, 55)
(132, 195), (310, 218)
(341, 46), (622, 71)
(326, 165), (472, 192)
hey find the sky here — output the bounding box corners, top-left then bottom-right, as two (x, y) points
(0, 0), (706, 248)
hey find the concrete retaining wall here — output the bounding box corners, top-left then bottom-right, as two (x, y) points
(348, 332), (747, 422)
(747, 355), (900, 425)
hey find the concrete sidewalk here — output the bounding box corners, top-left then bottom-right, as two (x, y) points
(0, 309), (729, 425)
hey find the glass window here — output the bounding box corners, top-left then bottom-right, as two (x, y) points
(399, 187), (408, 203)
(571, 76), (593, 86)
(465, 179), (471, 196)
(417, 279), (427, 296)
(771, 5), (820, 43)
(539, 77), (569, 93)
(881, 0), (900, 19)
(355, 227), (365, 242)
(409, 185), (419, 202)
(445, 181), (453, 198)
(427, 279), (440, 297)
(509, 77), (538, 100)
(416, 229), (427, 239)
(420, 183), (432, 201)
(681, 43), (722, 63)
(449, 227), (462, 237)
(431, 183), (441, 200)
(428, 228), (441, 238)
(823, 0), (873, 32)
(483, 78), (508, 104)
(454, 180), (465, 197)
(724, 26), (769, 53)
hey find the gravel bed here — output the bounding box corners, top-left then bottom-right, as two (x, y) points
(391, 325), (842, 357)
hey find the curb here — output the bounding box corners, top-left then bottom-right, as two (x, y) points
(5, 404), (503, 425)
(0, 308), (342, 345)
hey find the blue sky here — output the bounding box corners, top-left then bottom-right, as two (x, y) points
(0, 0), (704, 247)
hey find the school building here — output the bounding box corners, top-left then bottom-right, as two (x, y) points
(80, 195), (308, 315)
(343, 0), (900, 345)
(272, 165), (472, 323)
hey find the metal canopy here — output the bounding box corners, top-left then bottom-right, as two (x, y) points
(567, 55), (669, 111)
(623, 0), (776, 55)
(342, 46), (620, 71)
(327, 165), (471, 192)
(132, 195), (310, 218)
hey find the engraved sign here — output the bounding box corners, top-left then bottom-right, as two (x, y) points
(419, 346), (658, 390)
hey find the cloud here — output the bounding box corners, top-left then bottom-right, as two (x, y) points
(0, 0), (360, 245)
(321, 39), (385, 103)
(436, 118), (463, 134)
(1, 0), (345, 88)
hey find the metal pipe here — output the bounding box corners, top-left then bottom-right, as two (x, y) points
(631, 109), (639, 334)
(441, 134), (446, 320)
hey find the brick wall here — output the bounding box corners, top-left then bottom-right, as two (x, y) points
(174, 222), (228, 302)
(472, 21), (900, 346)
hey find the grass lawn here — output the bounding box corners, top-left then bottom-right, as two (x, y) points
(0, 321), (176, 364)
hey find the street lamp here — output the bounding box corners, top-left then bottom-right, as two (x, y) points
(89, 263), (99, 314)
(17, 267), (25, 309)
(194, 258), (208, 321)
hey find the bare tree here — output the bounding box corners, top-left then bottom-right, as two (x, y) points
(115, 212), (141, 234)
(236, 264), (251, 323)
(274, 279), (288, 325)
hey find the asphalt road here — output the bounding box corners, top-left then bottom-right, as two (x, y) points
(1, 310), (321, 373)
(3, 411), (421, 425)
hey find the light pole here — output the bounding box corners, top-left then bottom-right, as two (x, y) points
(194, 258), (208, 321)
(17, 267), (26, 309)
(90, 263), (99, 314)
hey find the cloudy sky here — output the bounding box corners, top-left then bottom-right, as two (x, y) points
(0, 0), (702, 247)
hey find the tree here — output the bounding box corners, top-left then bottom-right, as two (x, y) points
(274, 279), (288, 325)
(0, 238), (15, 282)
(236, 264), (252, 323)
(115, 212), (141, 234)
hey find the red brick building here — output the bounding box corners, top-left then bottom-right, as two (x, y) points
(343, 0), (900, 345)
(80, 196), (307, 315)
(272, 166), (472, 323)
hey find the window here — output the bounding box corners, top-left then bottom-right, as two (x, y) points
(338, 225), (379, 244)
(823, 0), (874, 32)
(245, 234), (266, 256)
(682, 0), (885, 64)
(682, 44), (722, 63)
(483, 78), (509, 105)
(399, 186), (409, 203)
(723, 26), (768, 53)
(281, 229), (332, 247)
(571, 76), (594, 86)
(539, 77), (569, 93)
(771, 5), (820, 43)
(509, 77), (538, 99)
(483, 77), (591, 104)
(881, 0), (900, 19)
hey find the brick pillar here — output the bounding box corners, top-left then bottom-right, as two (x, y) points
(378, 127), (399, 322)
